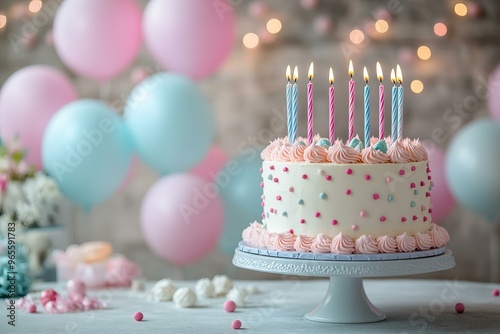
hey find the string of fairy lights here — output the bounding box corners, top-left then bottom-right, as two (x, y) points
(242, 1), (482, 95)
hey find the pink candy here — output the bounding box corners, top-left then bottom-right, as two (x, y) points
(67, 279), (86, 300)
(224, 300), (237, 312)
(232, 319), (242, 329)
(40, 289), (59, 306)
(134, 311), (144, 321)
(28, 304), (37, 313)
(492, 289), (499, 297)
(455, 302), (465, 314)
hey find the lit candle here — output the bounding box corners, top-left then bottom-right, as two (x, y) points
(396, 64), (404, 140)
(376, 62), (385, 140)
(291, 66), (298, 144)
(328, 67), (335, 144)
(307, 62), (314, 145)
(348, 60), (355, 142)
(363, 67), (370, 148)
(286, 65), (292, 142)
(391, 68), (398, 144)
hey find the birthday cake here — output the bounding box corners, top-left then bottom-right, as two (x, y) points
(241, 135), (450, 254)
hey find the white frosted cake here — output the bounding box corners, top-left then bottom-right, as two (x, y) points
(241, 135), (450, 254)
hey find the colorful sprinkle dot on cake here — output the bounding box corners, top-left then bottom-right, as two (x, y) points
(260, 168), (263, 173)
(260, 182), (264, 188)
(261, 201), (265, 207)
(298, 199), (304, 205)
(302, 174), (308, 179)
(262, 213), (265, 219)
(429, 208), (433, 213)
(345, 189), (352, 195)
(283, 167), (289, 172)
(325, 175), (332, 181)
(427, 167), (431, 173)
(414, 190), (419, 195)
(270, 208), (274, 213)
(273, 177), (279, 183)
(426, 192), (431, 197)
(289, 186), (294, 192)
(399, 169), (405, 176)
(351, 224), (358, 230)
(346, 168), (353, 175)
(401, 217), (407, 222)
(360, 210), (367, 218)
(315, 212), (321, 218)
(385, 177), (392, 183)
(317, 169), (324, 176)
(332, 219), (338, 225)
(421, 205), (426, 211)
(411, 166), (416, 171)
(380, 216), (386, 222)
(423, 216), (428, 222)
(267, 174), (272, 180)
(319, 193), (327, 200)
(428, 175), (432, 180)
(289, 229), (294, 234)
(300, 219), (306, 224)
(276, 195), (281, 201)
(365, 175), (371, 180)
(373, 194), (380, 200)
(410, 182), (416, 188)
(270, 165), (275, 170)
(420, 181), (425, 187)
(387, 195), (394, 202)
(282, 211), (287, 217)
(411, 201), (416, 207)
(412, 215), (418, 221)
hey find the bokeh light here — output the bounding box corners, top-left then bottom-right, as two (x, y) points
(29, 0), (42, 13)
(266, 19), (282, 34)
(350, 29), (365, 44)
(411, 80), (424, 94)
(454, 3), (468, 17)
(0, 15), (6, 29)
(417, 46), (432, 60)
(243, 33), (259, 49)
(375, 19), (389, 33)
(434, 22), (447, 37)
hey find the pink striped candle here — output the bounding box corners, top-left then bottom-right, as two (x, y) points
(307, 62), (314, 145)
(376, 62), (385, 139)
(328, 67), (335, 144)
(348, 60), (355, 142)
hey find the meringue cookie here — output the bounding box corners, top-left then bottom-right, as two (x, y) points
(212, 275), (233, 296)
(195, 278), (215, 298)
(173, 288), (197, 308)
(226, 287), (247, 307)
(151, 279), (177, 301)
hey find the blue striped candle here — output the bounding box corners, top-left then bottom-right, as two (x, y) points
(363, 67), (370, 148)
(396, 65), (404, 140)
(390, 68), (398, 143)
(290, 66), (298, 144)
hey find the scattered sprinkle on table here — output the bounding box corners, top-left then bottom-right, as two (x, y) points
(224, 300), (237, 312)
(134, 311), (144, 321)
(232, 319), (242, 329)
(455, 303), (465, 314)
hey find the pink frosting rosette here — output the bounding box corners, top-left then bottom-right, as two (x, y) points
(361, 146), (391, 164)
(376, 235), (397, 253)
(289, 141), (306, 162)
(293, 235), (315, 252)
(395, 232), (417, 252)
(304, 142), (328, 163)
(355, 235), (379, 254)
(331, 233), (355, 254)
(327, 141), (362, 164)
(387, 140), (411, 163)
(273, 231), (297, 251)
(414, 231), (433, 250)
(311, 234), (332, 253)
(403, 138), (428, 162)
(429, 224), (450, 248)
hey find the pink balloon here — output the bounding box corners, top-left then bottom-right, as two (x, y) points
(53, 0), (142, 82)
(424, 142), (456, 222)
(141, 174), (224, 266)
(190, 145), (228, 182)
(0, 65), (77, 169)
(487, 65), (500, 120)
(143, 0), (235, 80)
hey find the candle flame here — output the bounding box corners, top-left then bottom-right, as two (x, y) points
(286, 65), (291, 81)
(308, 62), (314, 80)
(293, 66), (298, 82)
(348, 60), (354, 78)
(391, 68), (397, 85)
(363, 66), (369, 84)
(396, 64), (403, 84)
(329, 67), (334, 85)
(376, 62), (383, 82)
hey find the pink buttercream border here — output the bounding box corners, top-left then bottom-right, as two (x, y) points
(242, 222), (450, 254)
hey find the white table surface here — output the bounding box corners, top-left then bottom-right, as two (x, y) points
(2, 279), (500, 333)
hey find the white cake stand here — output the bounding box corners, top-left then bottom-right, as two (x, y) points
(232, 243), (455, 324)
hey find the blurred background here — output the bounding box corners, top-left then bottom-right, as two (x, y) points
(0, 0), (499, 290)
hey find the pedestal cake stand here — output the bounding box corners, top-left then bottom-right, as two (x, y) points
(233, 242), (455, 324)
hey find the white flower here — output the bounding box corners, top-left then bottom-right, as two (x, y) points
(16, 202), (40, 226)
(3, 181), (24, 216)
(24, 172), (60, 205)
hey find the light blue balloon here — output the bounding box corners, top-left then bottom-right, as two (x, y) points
(218, 151), (263, 255)
(445, 119), (500, 221)
(42, 99), (133, 210)
(124, 72), (213, 175)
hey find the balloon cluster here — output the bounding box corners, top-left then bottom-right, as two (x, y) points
(0, 0), (242, 265)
